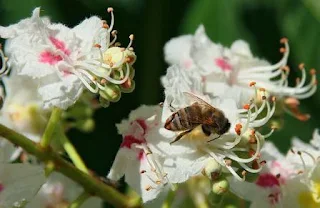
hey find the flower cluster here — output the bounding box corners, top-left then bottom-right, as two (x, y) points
(164, 25), (317, 120)
(107, 25), (317, 205)
(0, 7), (136, 109)
(229, 130), (320, 208)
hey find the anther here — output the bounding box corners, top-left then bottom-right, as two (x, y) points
(129, 34), (134, 40)
(249, 82), (256, 87)
(243, 104), (250, 110)
(140, 170), (146, 174)
(297, 151), (302, 155)
(297, 170), (304, 174)
(111, 30), (118, 37)
(251, 129), (256, 135)
(262, 96), (267, 100)
(145, 185), (152, 191)
(290, 148), (295, 154)
(259, 88), (266, 92)
(242, 170), (247, 178)
(129, 47), (134, 51)
(224, 159), (232, 166)
(260, 160), (267, 166)
(271, 96), (276, 102)
(310, 68), (316, 75)
(94, 44), (101, 48)
(280, 47), (286, 53)
(120, 48), (126, 52)
(281, 65), (290, 72)
(249, 135), (257, 144)
(156, 180), (161, 185)
(100, 79), (107, 85)
(276, 173), (281, 178)
(107, 7), (114, 13)
(299, 63), (305, 70)
(280, 37), (288, 44)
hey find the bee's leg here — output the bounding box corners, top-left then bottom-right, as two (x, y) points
(169, 101), (177, 112)
(170, 129), (192, 145)
(207, 135), (221, 143)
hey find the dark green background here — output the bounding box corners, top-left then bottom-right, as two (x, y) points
(1, 0), (320, 207)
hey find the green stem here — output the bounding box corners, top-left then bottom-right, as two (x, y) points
(60, 134), (89, 174)
(0, 123), (141, 208)
(40, 107), (62, 148)
(69, 191), (90, 208)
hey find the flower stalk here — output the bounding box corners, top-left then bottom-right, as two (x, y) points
(60, 133), (89, 174)
(0, 123), (142, 208)
(40, 107), (62, 148)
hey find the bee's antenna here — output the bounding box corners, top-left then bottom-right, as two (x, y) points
(207, 135), (221, 143)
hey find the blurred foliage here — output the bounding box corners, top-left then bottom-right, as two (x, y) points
(1, 0), (320, 207)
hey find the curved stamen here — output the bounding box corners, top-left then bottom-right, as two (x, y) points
(127, 34), (134, 49)
(73, 69), (99, 93)
(107, 8), (115, 33)
(0, 47), (8, 75)
(110, 30), (118, 46)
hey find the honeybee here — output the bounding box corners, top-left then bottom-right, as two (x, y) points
(164, 92), (231, 144)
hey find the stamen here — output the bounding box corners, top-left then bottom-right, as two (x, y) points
(127, 34), (134, 49)
(107, 7), (114, 32)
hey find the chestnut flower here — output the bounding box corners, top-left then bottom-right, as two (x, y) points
(229, 130), (320, 208)
(150, 65), (275, 182)
(107, 105), (170, 203)
(164, 25), (317, 111)
(0, 7), (136, 109)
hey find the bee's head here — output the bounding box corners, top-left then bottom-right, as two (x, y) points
(217, 119), (231, 135)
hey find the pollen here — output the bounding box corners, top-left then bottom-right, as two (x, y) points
(107, 7), (114, 13)
(94, 44), (101, 48)
(259, 88), (266, 92)
(129, 34), (134, 40)
(249, 81), (256, 87)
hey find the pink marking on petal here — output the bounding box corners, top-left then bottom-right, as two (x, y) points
(137, 150), (145, 161)
(183, 59), (193, 69)
(256, 173), (280, 188)
(136, 119), (147, 133)
(215, 58), (232, 71)
(39, 51), (63, 65)
(61, 69), (73, 77)
(49, 36), (70, 55)
(120, 135), (144, 149)
(0, 183), (4, 192)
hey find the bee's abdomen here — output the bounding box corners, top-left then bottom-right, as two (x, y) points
(164, 109), (190, 131)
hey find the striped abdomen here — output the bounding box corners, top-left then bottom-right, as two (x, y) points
(164, 105), (202, 131)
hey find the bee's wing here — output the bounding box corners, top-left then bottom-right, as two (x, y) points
(183, 92), (215, 109)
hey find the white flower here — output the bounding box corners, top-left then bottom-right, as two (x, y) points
(149, 65), (276, 183)
(0, 7), (136, 109)
(0, 71), (48, 161)
(229, 131), (320, 208)
(27, 172), (102, 208)
(107, 105), (170, 203)
(164, 25), (317, 107)
(0, 145), (46, 207)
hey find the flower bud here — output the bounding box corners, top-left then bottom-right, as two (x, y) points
(211, 178), (229, 195)
(99, 96), (110, 108)
(75, 119), (95, 132)
(99, 84), (121, 102)
(120, 79), (135, 93)
(202, 158), (221, 180)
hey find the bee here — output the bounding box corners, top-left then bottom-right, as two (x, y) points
(164, 92), (231, 144)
